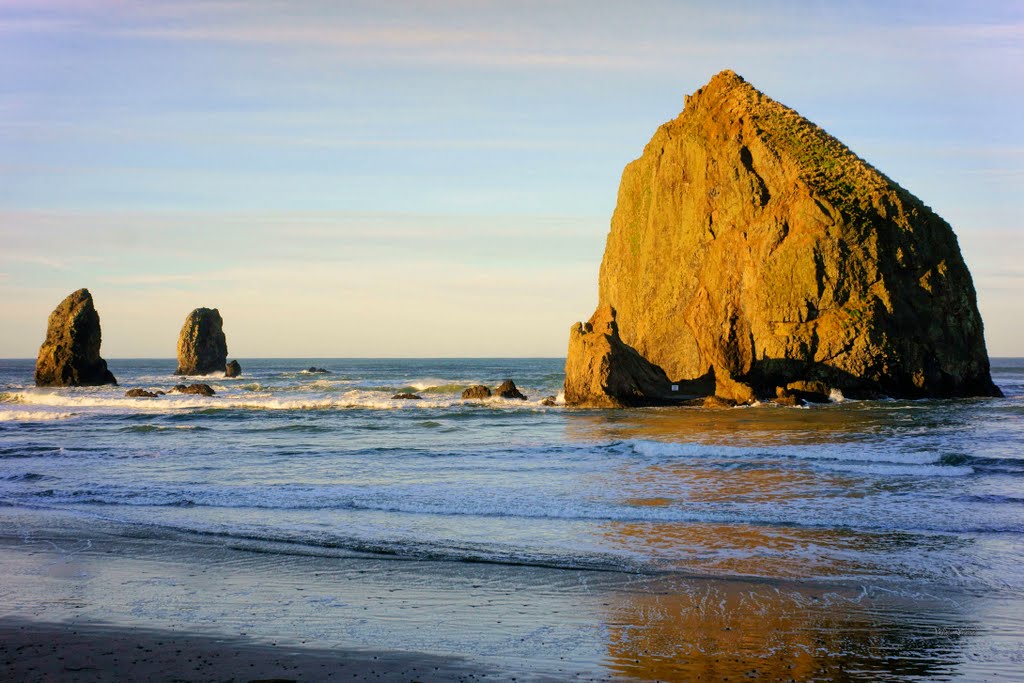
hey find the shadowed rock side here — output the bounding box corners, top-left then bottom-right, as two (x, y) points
(34, 289), (117, 387)
(175, 308), (228, 376)
(566, 70), (1000, 407)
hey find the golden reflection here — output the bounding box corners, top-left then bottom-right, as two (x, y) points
(565, 401), (894, 448)
(600, 576), (966, 681)
(568, 397), (968, 680)
(601, 519), (880, 579)
(619, 462), (852, 504)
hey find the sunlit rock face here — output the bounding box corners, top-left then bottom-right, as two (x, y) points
(34, 288), (117, 387)
(566, 70), (1000, 406)
(175, 308), (228, 376)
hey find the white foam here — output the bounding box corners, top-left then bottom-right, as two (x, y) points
(818, 462), (974, 477)
(5, 389), (478, 413)
(0, 409), (76, 422)
(406, 378), (449, 391)
(627, 440), (763, 459)
(829, 388), (846, 403)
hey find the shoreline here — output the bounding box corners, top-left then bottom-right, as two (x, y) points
(2, 506), (1022, 681)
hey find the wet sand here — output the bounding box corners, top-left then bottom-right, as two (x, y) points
(0, 618), (503, 682)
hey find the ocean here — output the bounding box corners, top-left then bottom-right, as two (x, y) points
(2, 357), (1023, 680)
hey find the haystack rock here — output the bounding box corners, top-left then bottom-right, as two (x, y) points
(175, 308), (228, 376)
(34, 289), (117, 387)
(565, 70), (1001, 407)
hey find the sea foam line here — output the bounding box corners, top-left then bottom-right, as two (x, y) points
(5, 389), (557, 413)
(0, 409), (77, 422)
(7, 478), (1010, 533)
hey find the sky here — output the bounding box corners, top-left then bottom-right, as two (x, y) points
(0, 0), (1021, 358)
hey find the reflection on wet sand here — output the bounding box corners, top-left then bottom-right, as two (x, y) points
(601, 575), (970, 681)
(566, 405), (978, 679)
(601, 518), (895, 578)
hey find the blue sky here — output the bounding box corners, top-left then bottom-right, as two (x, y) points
(1, 0), (1021, 357)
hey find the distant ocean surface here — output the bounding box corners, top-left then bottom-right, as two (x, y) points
(2, 357), (1024, 678)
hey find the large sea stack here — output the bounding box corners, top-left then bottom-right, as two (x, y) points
(565, 70), (1000, 407)
(35, 288), (117, 387)
(175, 308), (228, 376)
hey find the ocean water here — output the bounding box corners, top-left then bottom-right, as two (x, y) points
(2, 357), (1024, 679)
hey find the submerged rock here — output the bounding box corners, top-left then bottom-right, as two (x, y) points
(225, 360), (242, 378)
(495, 380), (527, 400)
(392, 393), (422, 400)
(540, 396), (558, 407)
(172, 383), (215, 396)
(34, 289), (117, 387)
(773, 387), (804, 407)
(305, 367), (330, 374)
(786, 380), (831, 404)
(702, 395), (736, 409)
(715, 371), (757, 406)
(125, 388), (158, 398)
(566, 69), (1001, 407)
(461, 385), (492, 400)
(175, 308), (228, 376)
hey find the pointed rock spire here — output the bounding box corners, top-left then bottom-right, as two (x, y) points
(35, 288), (117, 387)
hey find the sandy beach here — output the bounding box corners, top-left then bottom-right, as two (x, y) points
(0, 619), (503, 682)
(3, 504), (1022, 681)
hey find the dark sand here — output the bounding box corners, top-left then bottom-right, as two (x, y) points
(0, 619), (508, 682)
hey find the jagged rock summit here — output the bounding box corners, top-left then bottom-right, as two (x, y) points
(566, 70), (1000, 407)
(35, 288), (117, 387)
(175, 308), (228, 376)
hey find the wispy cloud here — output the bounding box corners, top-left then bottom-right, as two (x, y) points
(0, 1), (653, 69)
(909, 22), (1024, 43)
(0, 250), (74, 270)
(97, 272), (208, 286)
(118, 23), (651, 69)
(0, 16), (77, 32)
